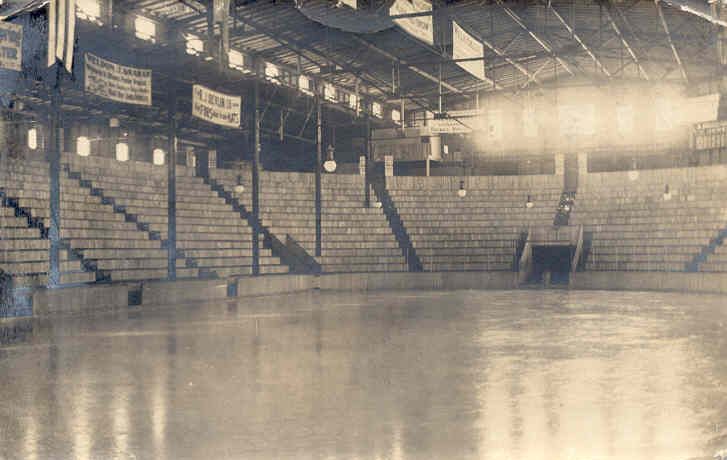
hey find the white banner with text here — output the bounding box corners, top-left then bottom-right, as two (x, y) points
(192, 84), (241, 128)
(84, 53), (152, 106)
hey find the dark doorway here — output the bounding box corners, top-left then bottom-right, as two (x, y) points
(530, 246), (572, 285)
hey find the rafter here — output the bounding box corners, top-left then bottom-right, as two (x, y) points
(351, 36), (495, 94)
(493, 0), (575, 77)
(602, 1), (650, 80)
(543, 1), (611, 78)
(655, 0), (689, 83)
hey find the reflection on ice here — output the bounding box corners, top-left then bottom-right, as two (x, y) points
(0, 290), (726, 460)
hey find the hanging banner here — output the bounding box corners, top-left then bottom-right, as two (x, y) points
(452, 21), (485, 81)
(47, 0), (76, 72)
(192, 84), (241, 128)
(389, 0), (433, 46)
(84, 53), (152, 106)
(0, 22), (22, 71)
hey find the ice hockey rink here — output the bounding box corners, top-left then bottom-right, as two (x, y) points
(1, 289), (726, 460)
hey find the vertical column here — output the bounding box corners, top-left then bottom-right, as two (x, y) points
(167, 86), (177, 281)
(251, 80), (261, 275)
(364, 107), (371, 208)
(103, 0), (113, 29)
(315, 97), (322, 258)
(48, 70), (63, 287)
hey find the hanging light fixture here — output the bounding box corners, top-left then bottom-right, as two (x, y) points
(76, 136), (91, 157)
(324, 144), (337, 173)
(115, 142), (129, 162)
(526, 194), (534, 209)
(27, 128), (38, 150)
(663, 184), (672, 201)
(153, 148), (165, 166)
(234, 175), (246, 194)
(628, 158), (639, 181)
(457, 180), (467, 198)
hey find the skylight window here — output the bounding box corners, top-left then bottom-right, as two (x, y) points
(76, 0), (102, 24)
(372, 101), (383, 118)
(185, 34), (204, 56)
(134, 16), (156, 43)
(324, 83), (336, 102)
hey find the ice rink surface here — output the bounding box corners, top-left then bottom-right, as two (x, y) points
(1, 289), (726, 460)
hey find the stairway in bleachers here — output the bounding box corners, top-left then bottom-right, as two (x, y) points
(63, 157), (199, 280)
(386, 175), (563, 272)
(0, 157), (98, 286)
(175, 167), (287, 277)
(64, 156), (287, 279)
(371, 180), (422, 272)
(210, 168), (407, 273)
(571, 165), (727, 272)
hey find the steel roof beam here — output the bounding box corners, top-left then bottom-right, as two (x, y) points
(493, 0), (574, 76)
(603, 1), (650, 80)
(655, 0), (689, 83)
(543, 1), (612, 78)
(227, 7), (467, 123)
(661, 0), (727, 28)
(350, 36), (492, 94)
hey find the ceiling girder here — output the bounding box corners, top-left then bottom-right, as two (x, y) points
(655, 0), (689, 83)
(494, 0), (575, 77)
(603, 1), (650, 80)
(544, 1), (612, 78)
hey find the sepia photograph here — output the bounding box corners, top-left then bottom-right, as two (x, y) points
(1, 0), (727, 458)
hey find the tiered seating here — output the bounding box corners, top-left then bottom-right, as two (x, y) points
(0, 156), (93, 285)
(175, 166), (287, 277)
(320, 174), (406, 272)
(210, 168), (406, 273)
(63, 155), (197, 280)
(571, 165), (727, 272)
(65, 156), (286, 278)
(387, 175), (562, 271)
(0, 201), (92, 287)
(210, 168), (317, 253)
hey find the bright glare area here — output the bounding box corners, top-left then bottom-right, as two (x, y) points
(616, 104), (634, 134)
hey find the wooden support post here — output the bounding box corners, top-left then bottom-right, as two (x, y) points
(315, 97), (322, 258)
(167, 86), (177, 281)
(251, 80), (261, 275)
(48, 67), (63, 287)
(104, 0), (113, 30)
(364, 107), (371, 208)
